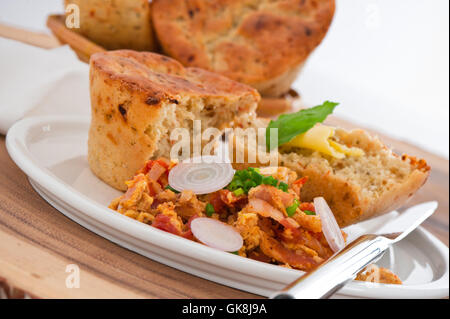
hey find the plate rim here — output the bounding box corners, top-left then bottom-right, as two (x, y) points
(6, 115), (450, 299)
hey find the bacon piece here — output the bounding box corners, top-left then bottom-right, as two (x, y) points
(209, 191), (226, 213)
(138, 159), (171, 188)
(182, 214), (201, 240)
(247, 198), (300, 229)
(152, 214), (182, 236)
(248, 198), (285, 222)
(279, 227), (333, 259)
(259, 232), (320, 271)
(148, 162), (166, 181)
(152, 211), (199, 240)
(279, 217), (301, 230)
(248, 185), (294, 211)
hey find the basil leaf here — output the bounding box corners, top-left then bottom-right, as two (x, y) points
(266, 101), (339, 150)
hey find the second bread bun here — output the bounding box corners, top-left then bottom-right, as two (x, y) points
(65, 0), (156, 51)
(232, 116), (430, 227)
(152, 0), (335, 97)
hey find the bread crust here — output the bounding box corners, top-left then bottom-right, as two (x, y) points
(65, 0), (156, 51)
(232, 117), (430, 227)
(152, 0), (335, 97)
(88, 50), (259, 190)
(285, 154), (430, 227)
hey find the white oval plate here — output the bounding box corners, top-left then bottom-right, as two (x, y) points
(6, 116), (449, 299)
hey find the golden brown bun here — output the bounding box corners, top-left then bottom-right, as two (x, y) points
(65, 0), (156, 51)
(88, 50), (259, 190)
(233, 117), (430, 227)
(152, 0), (335, 97)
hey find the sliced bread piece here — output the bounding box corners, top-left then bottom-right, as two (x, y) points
(88, 50), (259, 191)
(233, 116), (430, 227)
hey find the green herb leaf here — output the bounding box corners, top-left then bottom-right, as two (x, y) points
(286, 199), (300, 217)
(266, 101), (339, 150)
(233, 188), (244, 197)
(226, 167), (292, 195)
(304, 210), (316, 216)
(205, 203), (215, 217)
(165, 185), (180, 194)
(278, 182), (289, 193)
(262, 176), (278, 187)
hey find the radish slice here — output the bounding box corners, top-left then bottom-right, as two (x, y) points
(190, 217), (243, 252)
(168, 156), (234, 195)
(314, 197), (345, 252)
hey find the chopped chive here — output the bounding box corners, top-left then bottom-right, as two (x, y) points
(286, 205), (297, 217)
(304, 210), (316, 216)
(252, 172), (263, 184)
(286, 199), (300, 217)
(244, 180), (256, 192)
(278, 182), (289, 192)
(233, 188), (244, 196)
(165, 185), (180, 193)
(231, 251), (239, 255)
(262, 176), (277, 186)
(226, 167), (301, 196)
(205, 203), (215, 217)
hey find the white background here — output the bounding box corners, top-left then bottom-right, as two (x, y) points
(0, 0), (448, 158)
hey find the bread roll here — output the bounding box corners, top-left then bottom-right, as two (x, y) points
(88, 50), (260, 190)
(233, 116), (430, 227)
(65, 0), (156, 51)
(152, 0), (335, 97)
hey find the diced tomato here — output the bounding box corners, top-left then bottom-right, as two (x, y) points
(155, 158), (170, 170)
(299, 202), (315, 213)
(209, 191), (225, 213)
(140, 159), (169, 175)
(182, 214), (200, 240)
(138, 159), (171, 189)
(153, 213), (199, 241)
(152, 214), (182, 236)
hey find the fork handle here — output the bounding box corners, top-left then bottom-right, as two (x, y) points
(271, 234), (391, 299)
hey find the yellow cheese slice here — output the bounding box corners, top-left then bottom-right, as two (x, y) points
(329, 140), (365, 157)
(284, 124), (364, 159)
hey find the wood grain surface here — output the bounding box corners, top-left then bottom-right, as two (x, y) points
(0, 22), (448, 299)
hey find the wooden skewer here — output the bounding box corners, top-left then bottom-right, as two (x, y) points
(0, 22), (61, 49)
(46, 14), (105, 63)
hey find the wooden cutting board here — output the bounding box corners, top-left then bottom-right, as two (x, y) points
(0, 23), (448, 299)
